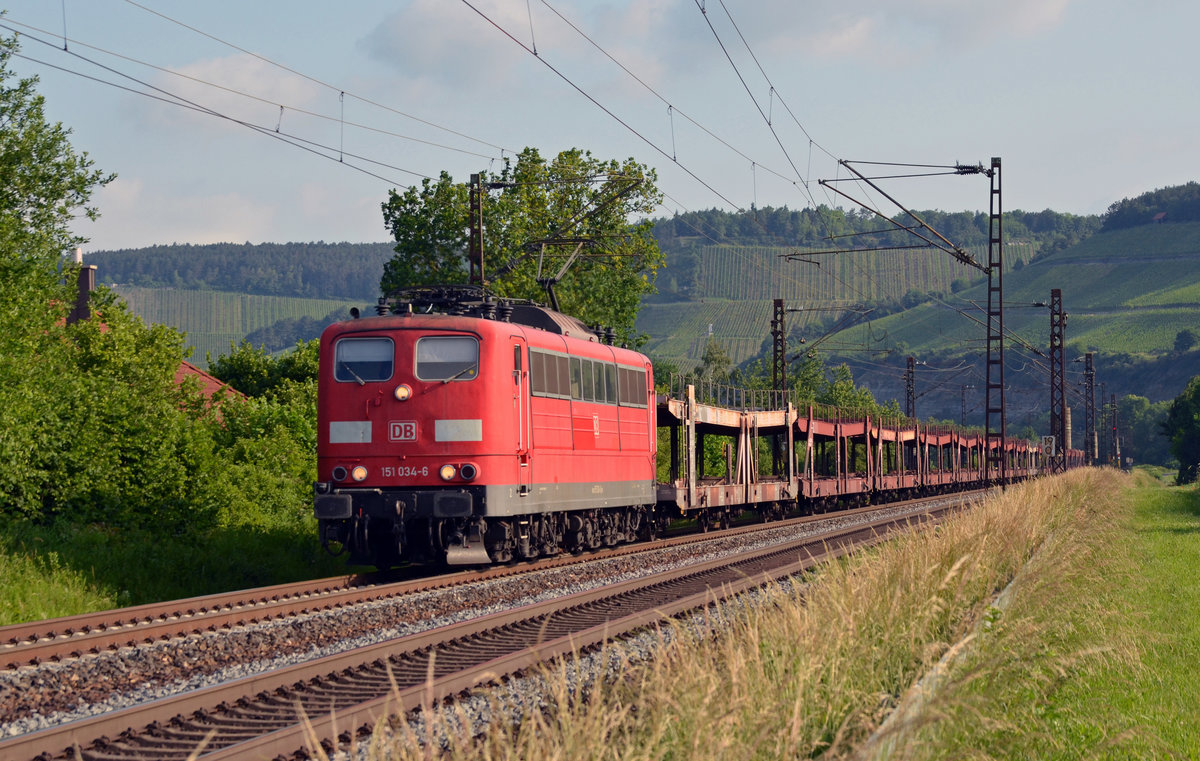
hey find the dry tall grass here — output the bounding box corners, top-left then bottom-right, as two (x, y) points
(366, 469), (1128, 761)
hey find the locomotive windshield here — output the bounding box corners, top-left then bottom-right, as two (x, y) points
(334, 337), (394, 383)
(416, 336), (479, 381)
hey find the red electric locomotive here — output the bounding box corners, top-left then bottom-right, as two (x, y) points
(313, 287), (657, 568)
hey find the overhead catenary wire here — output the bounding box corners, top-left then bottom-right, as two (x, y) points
(0, 16), (501, 162)
(4, 26), (431, 189)
(456, 0), (743, 212)
(692, 0), (824, 213)
(119, 0), (513, 156)
(536, 0), (803, 194)
(460, 0), (881, 309)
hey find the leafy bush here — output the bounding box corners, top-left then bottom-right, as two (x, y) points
(208, 339), (319, 397)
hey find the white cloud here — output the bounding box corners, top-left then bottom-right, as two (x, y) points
(359, 0), (531, 88)
(143, 53), (333, 134)
(741, 0), (1073, 63)
(82, 177), (279, 250)
(295, 182), (387, 240)
(78, 175), (389, 251)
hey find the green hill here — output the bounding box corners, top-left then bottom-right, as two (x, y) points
(840, 223), (1200, 360)
(636, 241), (1035, 369)
(807, 221), (1200, 426)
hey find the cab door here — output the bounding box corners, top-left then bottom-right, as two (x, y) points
(511, 336), (531, 495)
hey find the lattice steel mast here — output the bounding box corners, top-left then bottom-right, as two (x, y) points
(1084, 353), (1096, 465)
(983, 158), (1006, 482)
(1048, 288), (1066, 472)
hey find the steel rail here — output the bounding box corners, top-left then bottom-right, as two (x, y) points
(2, 505), (952, 761)
(2, 491), (979, 672)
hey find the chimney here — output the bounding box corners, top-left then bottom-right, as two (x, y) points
(67, 259), (97, 325)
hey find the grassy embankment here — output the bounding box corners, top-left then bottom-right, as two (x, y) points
(0, 520), (354, 624)
(367, 469), (1199, 760)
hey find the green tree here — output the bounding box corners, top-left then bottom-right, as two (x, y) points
(1163, 377), (1200, 484)
(380, 147), (664, 344)
(817, 364), (877, 413)
(380, 172), (471, 288)
(699, 337), (732, 382)
(1174, 329), (1197, 354)
(0, 34), (115, 519)
(208, 339), (320, 397)
(0, 36), (111, 284)
(1118, 395), (1171, 467)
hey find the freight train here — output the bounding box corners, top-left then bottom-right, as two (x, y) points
(313, 286), (1064, 569)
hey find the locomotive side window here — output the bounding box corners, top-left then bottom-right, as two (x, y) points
(617, 366), (648, 408)
(555, 354), (570, 397)
(570, 357), (583, 400)
(528, 350), (648, 405)
(529, 349), (575, 399)
(532, 350), (549, 393)
(415, 336), (479, 381)
(604, 364), (618, 405)
(334, 337), (394, 383)
(582, 359), (596, 402)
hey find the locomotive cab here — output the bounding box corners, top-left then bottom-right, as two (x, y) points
(314, 314), (514, 567)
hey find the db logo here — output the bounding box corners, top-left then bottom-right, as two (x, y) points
(389, 421), (417, 442)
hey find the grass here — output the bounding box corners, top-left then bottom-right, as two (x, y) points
(902, 471), (1200, 758)
(0, 517), (355, 625)
(365, 469), (1137, 761)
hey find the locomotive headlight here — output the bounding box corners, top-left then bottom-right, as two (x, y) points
(459, 463), (478, 481)
(351, 465), (368, 482)
(332, 466), (348, 482)
(439, 464), (457, 481)
(394, 383), (412, 401)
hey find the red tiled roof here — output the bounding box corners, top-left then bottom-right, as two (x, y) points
(175, 361), (241, 401)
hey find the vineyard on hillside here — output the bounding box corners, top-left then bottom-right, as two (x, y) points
(637, 300), (773, 369)
(681, 241), (1034, 303)
(639, 241), (1035, 368)
(637, 299), (868, 369)
(113, 287), (356, 365)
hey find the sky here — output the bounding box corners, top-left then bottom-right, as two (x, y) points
(2, 0), (1197, 252)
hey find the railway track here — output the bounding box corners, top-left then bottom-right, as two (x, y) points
(1, 492), (979, 674)
(1, 498), (962, 761)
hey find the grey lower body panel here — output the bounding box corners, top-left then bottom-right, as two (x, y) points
(318, 480), (655, 522)
(482, 480), (656, 517)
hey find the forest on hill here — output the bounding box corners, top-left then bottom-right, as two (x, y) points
(653, 205), (1100, 258)
(1101, 181), (1200, 231)
(648, 206), (1100, 306)
(87, 241), (395, 301)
